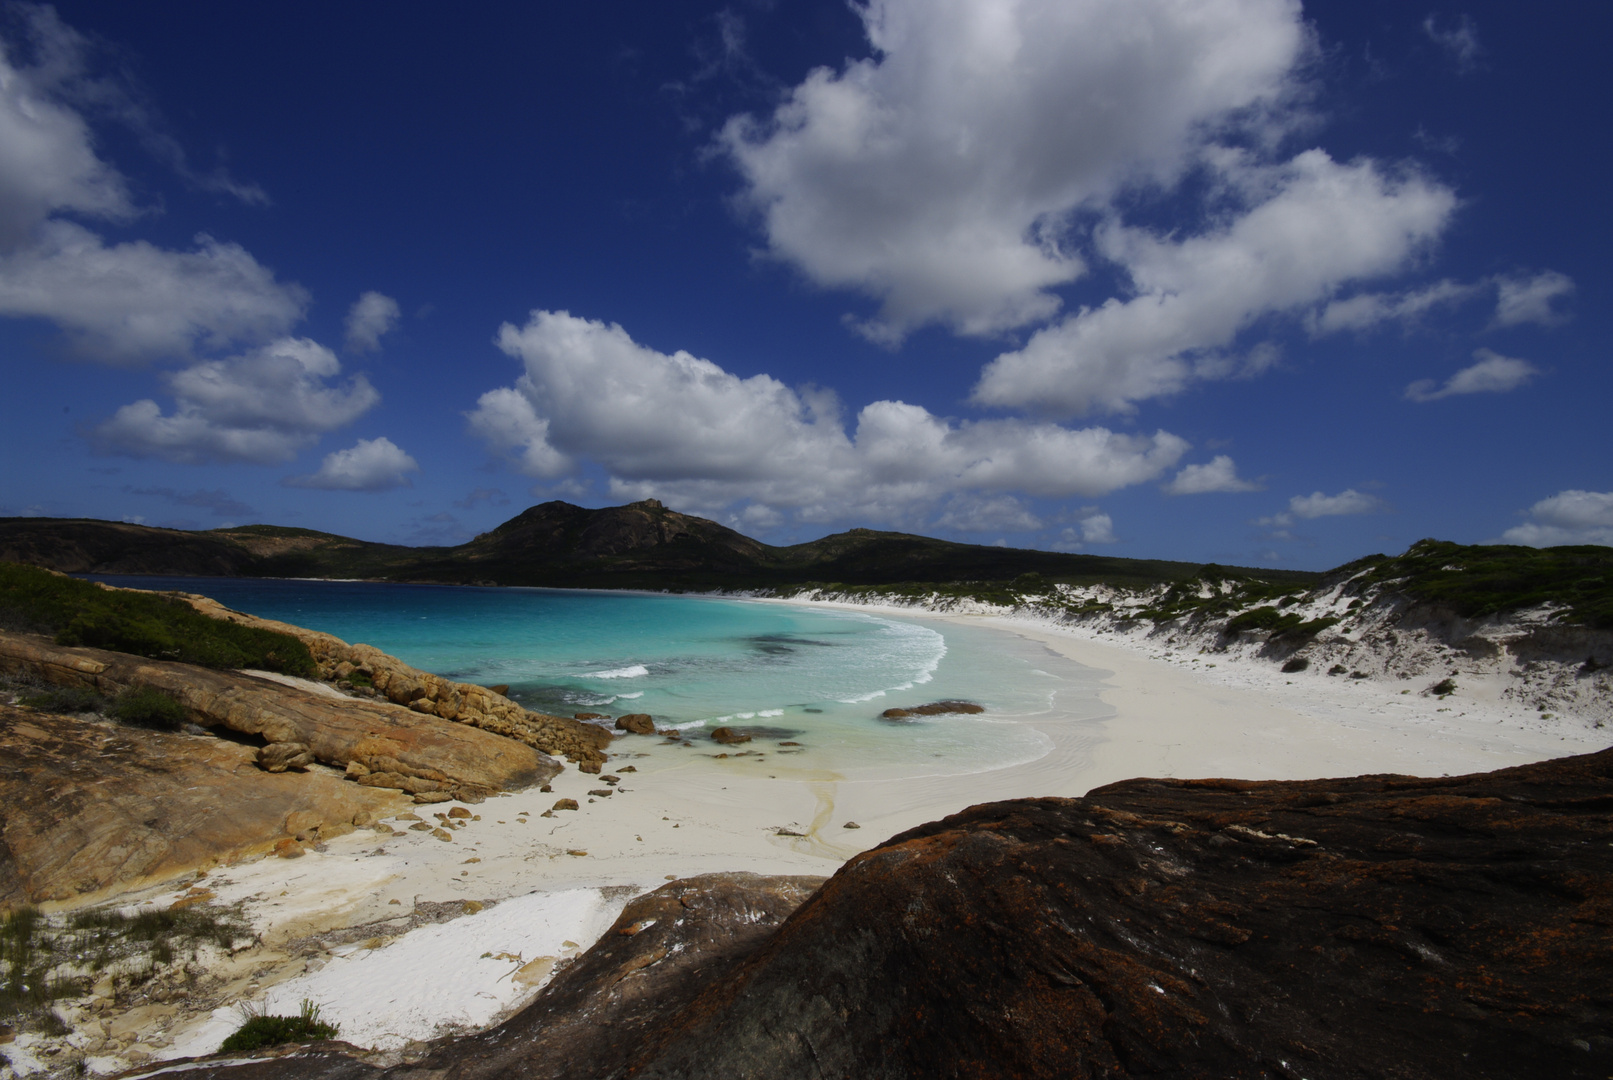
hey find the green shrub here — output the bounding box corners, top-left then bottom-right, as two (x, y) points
(1224, 606), (1299, 635)
(1360, 539), (1613, 629)
(220, 1000), (338, 1053)
(19, 686), (107, 713)
(0, 562), (315, 676)
(111, 686), (188, 731)
(1010, 572), (1053, 594)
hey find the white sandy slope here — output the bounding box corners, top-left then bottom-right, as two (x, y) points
(99, 599), (1606, 1072)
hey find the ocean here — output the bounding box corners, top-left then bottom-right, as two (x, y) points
(90, 577), (1112, 780)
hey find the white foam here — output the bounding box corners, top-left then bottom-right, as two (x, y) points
(758, 709), (783, 718)
(588, 664), (649, 679)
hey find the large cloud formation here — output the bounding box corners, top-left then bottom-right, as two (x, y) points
(971, 150), (1457, 415)
(718, 0), (1577, 427)
(0, 13), (306, 361)
(722, 0), (1311, 343)
(94, 338), (379, 464)
(285, 436), (419, 491)
(468, 311), (1187, 525)
(0, 9), (393, 470)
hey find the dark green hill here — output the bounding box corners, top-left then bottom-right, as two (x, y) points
(1, 499), (1308, 592)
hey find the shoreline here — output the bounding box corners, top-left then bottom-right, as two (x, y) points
(15, 588), (1609, 1072)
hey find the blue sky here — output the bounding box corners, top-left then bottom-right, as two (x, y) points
(1, 0), (1609, 569)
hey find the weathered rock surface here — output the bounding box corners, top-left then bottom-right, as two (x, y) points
(0, 704), (406, 907)
(602, 748), (1613, 1080)
(178, 596), (614, 772)
(120, 749), (1613, 1080)
(189, 748), (1613, 1080)
(0, 633), (557, 797)
(708, 726), (750, 745)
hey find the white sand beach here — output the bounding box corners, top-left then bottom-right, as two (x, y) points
(120, 602), (1607, 1068)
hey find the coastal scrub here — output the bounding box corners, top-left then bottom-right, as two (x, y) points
(0, 563), (315, 676)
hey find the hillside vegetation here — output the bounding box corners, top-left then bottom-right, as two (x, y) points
(0, 506), (1607, 638)
(0, 563), (315, 676)
(0, 501), (1313, 593)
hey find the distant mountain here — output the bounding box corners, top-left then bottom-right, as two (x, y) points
(0, 499), (1316, 591)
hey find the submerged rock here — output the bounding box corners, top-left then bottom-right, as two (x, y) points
(879, 699), (984, 720)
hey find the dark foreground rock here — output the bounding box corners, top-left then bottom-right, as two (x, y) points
(151, 748), (1613, 1080)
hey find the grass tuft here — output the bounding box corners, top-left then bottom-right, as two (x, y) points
(220, 999), (338, 1053)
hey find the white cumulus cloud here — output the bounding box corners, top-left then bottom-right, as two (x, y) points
(0, 16), (132, 248)
(94, 337), (379, 464)
(1313, 270), (1574, 337)
(934, 494), (1043, 534)
(720, 0), (1311, 342)
(344, 291), (401, 353)
(467, 310), (1188, 526)
(0, 220), (308, 362)
(285, 436), (419, 491)
(1405, 348), (1539, 403)
(1499, 490), (1613, 547)
(0, 11), (304, 362)
(973, 150), (1457, 415)
(1310, 278), (1481, 335)
(1163, 455), (1263, 495)
(1493, 270), (1574, 328)
(1258, 488), (1386, 528)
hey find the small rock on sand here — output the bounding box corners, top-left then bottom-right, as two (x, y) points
(553, 798), (580, 811)
(615, 714), (655, 735)
(710, 726), (751, 745)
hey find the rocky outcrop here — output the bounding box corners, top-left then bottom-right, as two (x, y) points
(592, 747), (1613, 1080)
(421, 873), (827, 1080)
(0, 633), (558, 799)
(160, 748), (1613, 1080)
(614, 713), (655, 735)
(0, 704), (407, 908)
(179, 596), (613, 773)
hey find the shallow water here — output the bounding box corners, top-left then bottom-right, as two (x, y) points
(92, 577), (1111, 780)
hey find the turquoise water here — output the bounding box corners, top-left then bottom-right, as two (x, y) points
(91, 577), (1110, 779)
